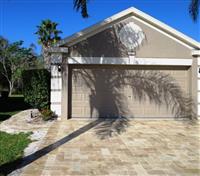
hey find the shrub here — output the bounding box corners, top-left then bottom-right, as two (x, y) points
(22, 69), (50, 110)
(0, 91), (9, 100)
(40, 109), (54, 121)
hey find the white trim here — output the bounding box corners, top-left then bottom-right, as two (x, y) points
(192, 50), (200, 56)
(57, 7), (200, 49)
(51, 78), (62, 90)
(51, 91), (61, 103)
(51, 104), (61, 116)
(198, 80), (200, 91)
(198, 92), (200, 103)
(198, 104), (200, 116)
(68, 57), (192, 66)
(48, 47), (68, 53)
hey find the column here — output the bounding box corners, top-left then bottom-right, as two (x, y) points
(192, 50), (200, 119)
(49, 47), (68, 120)
(61, 54), (69, 119)
(197, 55), (200, 119)
(50, 53), (62, 118)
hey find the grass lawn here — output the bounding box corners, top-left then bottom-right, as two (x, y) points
(0, 96), (32, 175)
(0, 95), (30, 122)
(0, 131), (32, 166)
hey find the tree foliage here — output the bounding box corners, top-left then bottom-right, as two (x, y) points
(35, 19), (62, 69)
(0, 36), (38, 95)
(73, 0), (199, 22)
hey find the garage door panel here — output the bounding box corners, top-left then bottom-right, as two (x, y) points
(70, 65), (190, 118)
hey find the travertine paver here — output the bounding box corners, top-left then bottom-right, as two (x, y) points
(21, 119), (200, 176)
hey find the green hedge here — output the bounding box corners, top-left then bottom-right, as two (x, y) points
(22, 69), (50, 110)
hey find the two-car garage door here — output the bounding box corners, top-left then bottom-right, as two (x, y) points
(69, 65), (190, 118)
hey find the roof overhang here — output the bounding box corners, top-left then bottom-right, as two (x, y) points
(56, 7), (200, 49)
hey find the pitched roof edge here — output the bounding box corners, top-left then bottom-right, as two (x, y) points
(57, 7), (200, 49)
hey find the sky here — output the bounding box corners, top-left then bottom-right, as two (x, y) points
(0, 0), (199, 54)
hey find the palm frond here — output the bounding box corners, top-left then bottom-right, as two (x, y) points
(35, 19), (62, 47)
(74, 0), (89, 18)
(189, 0), (199, 21)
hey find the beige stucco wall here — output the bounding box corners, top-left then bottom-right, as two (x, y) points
(68, 17), (192, 59)
(56, 15), (199, 119)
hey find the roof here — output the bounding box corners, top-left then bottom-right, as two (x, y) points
(57, 7), (200, 49)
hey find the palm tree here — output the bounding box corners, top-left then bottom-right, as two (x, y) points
(189, 0), (199, 21)
(73, 0), (199, 21)
(74, 0), (89, 18)
(35, 19), (62, 69)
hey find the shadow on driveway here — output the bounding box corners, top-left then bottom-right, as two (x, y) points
(0, 119), (103, 175)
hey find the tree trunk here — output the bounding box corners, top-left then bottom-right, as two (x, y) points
(42, 47), (51, 71)
(8, 81), (13, 96)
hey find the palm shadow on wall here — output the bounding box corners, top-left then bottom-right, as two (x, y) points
(72, 67), (195, 139)
(69, 20), (195, 139)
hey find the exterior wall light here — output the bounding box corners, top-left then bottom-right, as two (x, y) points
(57, 64), (62, 72)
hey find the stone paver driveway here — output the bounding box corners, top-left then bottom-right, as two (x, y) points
(21, 119), (200, 176)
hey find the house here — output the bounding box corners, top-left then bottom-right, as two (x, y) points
(49, 7), (200, 119)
